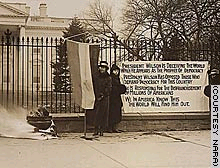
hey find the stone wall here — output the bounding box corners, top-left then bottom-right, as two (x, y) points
(53, 112), (211, 133)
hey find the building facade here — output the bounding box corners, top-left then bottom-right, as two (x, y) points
(0, 1), (72, 94)
(0, 1), (72, 38)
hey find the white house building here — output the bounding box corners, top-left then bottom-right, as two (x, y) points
(0, 1), (72, 38)
(0, 1), (73, 96)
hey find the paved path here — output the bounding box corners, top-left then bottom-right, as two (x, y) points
(0, 130), (210, 168)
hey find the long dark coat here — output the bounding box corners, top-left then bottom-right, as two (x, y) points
(204, 74), (220, 97)
(109, 67), (126, 127)
(93, 72), (112, 129)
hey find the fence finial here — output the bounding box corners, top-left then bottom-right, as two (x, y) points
(4, 29), (12, 45)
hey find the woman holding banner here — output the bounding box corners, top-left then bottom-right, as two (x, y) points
(93, 61), (112, 136)
(108, 64), (126, 133)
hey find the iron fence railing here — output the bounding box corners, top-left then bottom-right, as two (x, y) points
(0, 30), (219, 113)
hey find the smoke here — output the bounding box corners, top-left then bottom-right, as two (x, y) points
(0, 105), (56, 140)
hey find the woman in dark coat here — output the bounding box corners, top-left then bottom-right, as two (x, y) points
(204, 69), (220, 97)
(93, 61), (112, 136)
(108, 64), (126, 133)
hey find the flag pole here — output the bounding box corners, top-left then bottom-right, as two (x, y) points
(81, 108), (94, 140)
(84, 109), (87, 137)
(63, 32), (90, 41)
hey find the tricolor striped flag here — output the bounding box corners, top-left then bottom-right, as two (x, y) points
(67, 40), (99, 109)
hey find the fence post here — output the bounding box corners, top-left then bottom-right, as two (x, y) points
(113, 33), (118, 64)
(4, 29), (12, 106)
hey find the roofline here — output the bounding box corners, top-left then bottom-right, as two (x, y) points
(0, 14), (28, 18)
(30, 15), (73, 20)
(26, 25), (66, 31)
(4, 2), (26, 5)
(0, 1), (29, 16)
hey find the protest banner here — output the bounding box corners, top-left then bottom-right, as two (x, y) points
(120, 61), (209, 113)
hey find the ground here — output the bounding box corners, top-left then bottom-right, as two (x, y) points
(0, 130), (210, 168)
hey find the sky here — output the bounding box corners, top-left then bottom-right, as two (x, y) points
(2, 0), (125, 18)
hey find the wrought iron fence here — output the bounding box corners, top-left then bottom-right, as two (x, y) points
(0, 30), (219, 113)
(0, 31), (83, 113)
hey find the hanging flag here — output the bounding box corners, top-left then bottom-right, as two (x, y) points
(67, 40), (99, 109)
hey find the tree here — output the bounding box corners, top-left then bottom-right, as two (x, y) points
(63, 17), (88, 42)
(52, 17), (87, 93)
(83, 0), (219, 61)
(52, 42), (71, 93)
(122, 0), (220, 60)
(83, 0), (114, 39)
(169, 0), (219, 43)
(83, 0), (146, 61)
(165, 32), (185, 61)
(122, 0), (219, 42)
(121, 0), (187, 60)
(166, 0), (220, 63)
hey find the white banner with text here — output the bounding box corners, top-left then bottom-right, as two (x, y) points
(120, 61), (209, 113)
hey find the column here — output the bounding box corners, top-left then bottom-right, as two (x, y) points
(19, 25), (25, 38)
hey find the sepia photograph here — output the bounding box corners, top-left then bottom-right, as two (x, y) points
(0, 0), (219, 167)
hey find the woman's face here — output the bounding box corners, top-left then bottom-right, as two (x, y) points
(99, 66), (107, 73)
(112, 69), (119, 75)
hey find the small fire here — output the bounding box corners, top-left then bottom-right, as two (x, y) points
(0, 105), (56, 140)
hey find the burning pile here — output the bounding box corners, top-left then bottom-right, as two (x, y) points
(0, 105), (57, 140)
